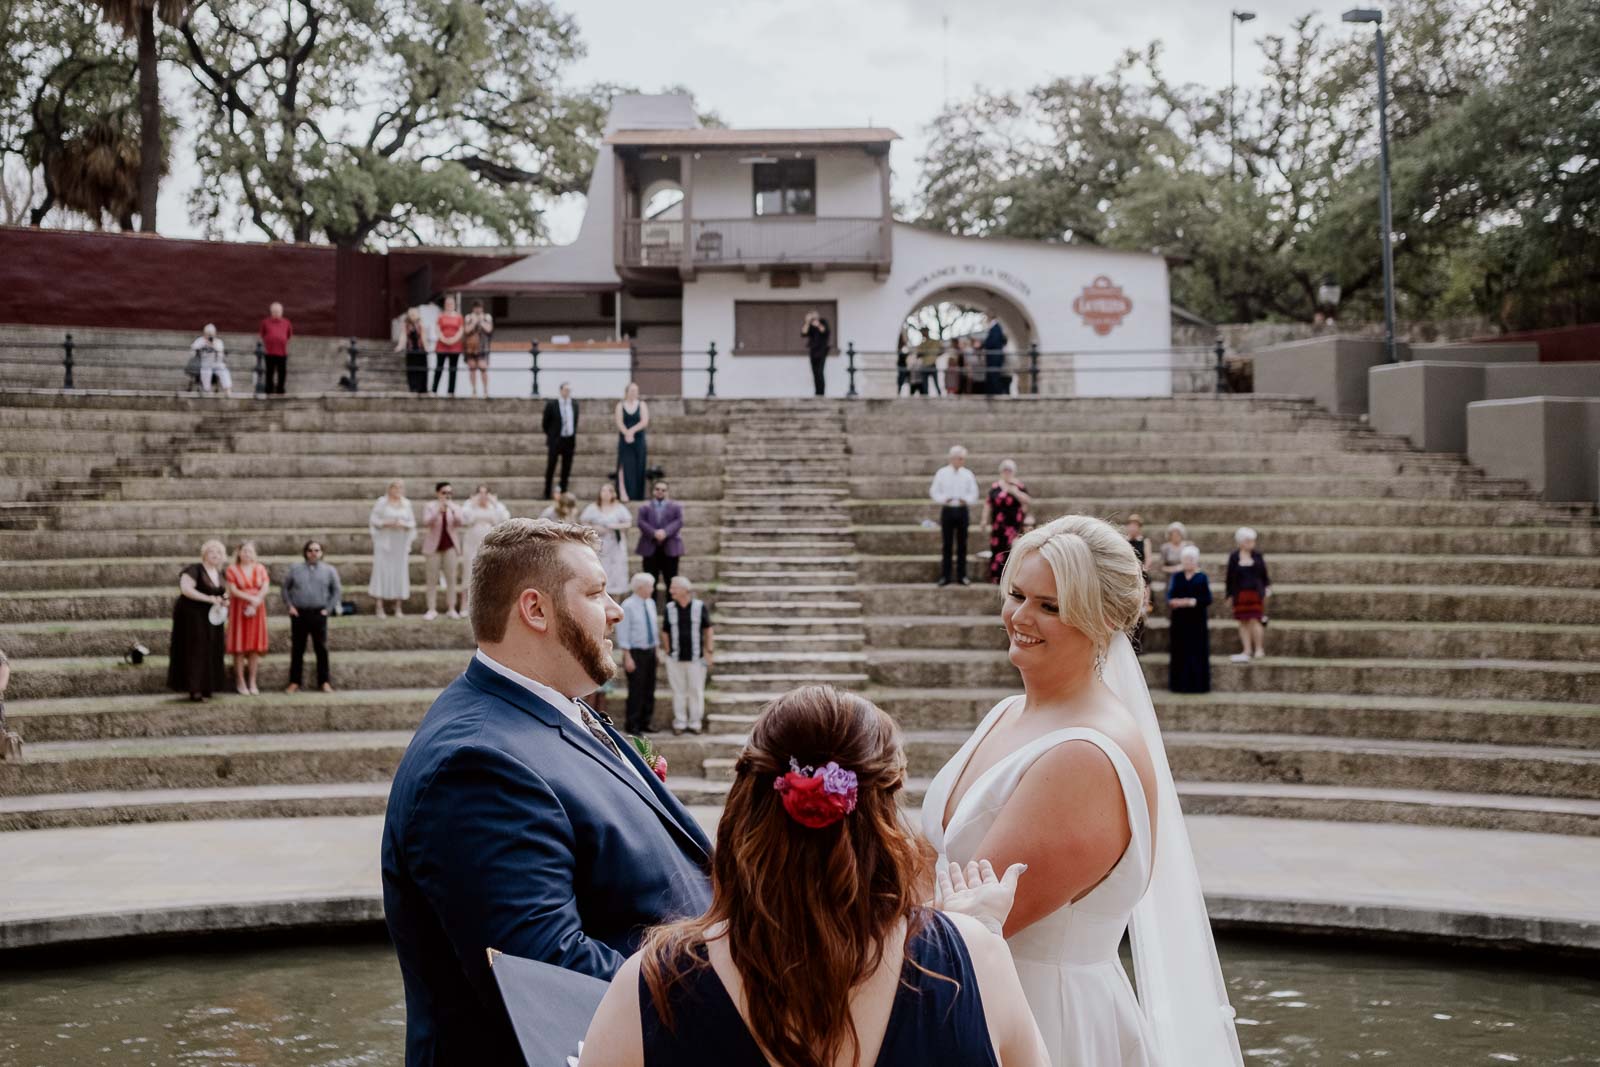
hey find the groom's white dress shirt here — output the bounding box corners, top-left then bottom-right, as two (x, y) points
(473, 649), (644, 783)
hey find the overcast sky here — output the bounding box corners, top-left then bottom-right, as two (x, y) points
(157, 0), (1345, 244)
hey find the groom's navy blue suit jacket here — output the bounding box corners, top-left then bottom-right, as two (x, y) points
(381, 656), (713, 1067)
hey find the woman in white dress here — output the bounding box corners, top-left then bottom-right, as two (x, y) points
(922, 515), (1243, 1067)
(368, 479), (416, 618)
(580, 482), (634, 597)
(459, 484), (510, 613)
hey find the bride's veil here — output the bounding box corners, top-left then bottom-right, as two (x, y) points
(1102, 631), (1245, 1066)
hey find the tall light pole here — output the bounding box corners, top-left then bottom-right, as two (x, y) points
(1343, 7), (1397, 363)
(1229, 10), (1256, 179)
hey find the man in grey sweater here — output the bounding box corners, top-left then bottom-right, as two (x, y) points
(282, 540), (343, 692)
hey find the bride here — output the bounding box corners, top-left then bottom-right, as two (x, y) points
(922, 515), (1243, 1066)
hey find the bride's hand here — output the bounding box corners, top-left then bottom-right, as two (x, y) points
(935, 858), (1027, 937)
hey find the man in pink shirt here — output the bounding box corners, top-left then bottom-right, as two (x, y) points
(259, 301), (293, 395)
(421, 481), (465, 619)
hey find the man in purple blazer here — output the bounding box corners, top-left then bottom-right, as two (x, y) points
(635, 479), (683, 608)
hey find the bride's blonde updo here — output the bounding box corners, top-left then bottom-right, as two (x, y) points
(999, 514), (1146, 656)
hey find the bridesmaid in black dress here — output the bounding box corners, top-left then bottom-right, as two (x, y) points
(167, 540), (228, 701)
(577, 685), (1049, 1067)
(615, 381), (650, 502)
(1166, 545), (1213, 693)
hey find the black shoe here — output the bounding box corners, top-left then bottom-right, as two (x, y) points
(937, 578), (951, 587)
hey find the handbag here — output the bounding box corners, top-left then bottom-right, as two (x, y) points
(184, 351), (202, 378)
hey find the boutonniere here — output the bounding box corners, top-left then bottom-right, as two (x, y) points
(630, 735), (668, 782)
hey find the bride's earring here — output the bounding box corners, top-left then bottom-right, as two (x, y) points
(1093, 647), (1108, 679)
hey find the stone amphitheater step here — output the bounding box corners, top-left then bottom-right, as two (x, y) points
(51, 472), (726, 503)
(850, 474), (1521, 501)
(859, 614), (1600, 663)
(844, 497), (1595, 527)
(853, 450), (1505, 478)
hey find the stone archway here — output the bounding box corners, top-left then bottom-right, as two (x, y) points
(896, 284), (1038, 396)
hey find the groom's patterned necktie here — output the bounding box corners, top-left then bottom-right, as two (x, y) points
(577, 702), (625, 761)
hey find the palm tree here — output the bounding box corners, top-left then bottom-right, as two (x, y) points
(92, 0), (188, 232)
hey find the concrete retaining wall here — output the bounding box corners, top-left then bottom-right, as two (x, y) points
(1371, 360), (1600, 454)
(1467, 397), (1600, 503)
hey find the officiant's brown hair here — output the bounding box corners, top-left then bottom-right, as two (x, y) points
(641, 684), (934, 1067)
(469, 518), (599, 642)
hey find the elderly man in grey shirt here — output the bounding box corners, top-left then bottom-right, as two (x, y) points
(282, 539), (343, 692)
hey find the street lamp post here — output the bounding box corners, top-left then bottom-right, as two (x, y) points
(1343, 7), (1398, 363)
(1229, 10), (1257, 179)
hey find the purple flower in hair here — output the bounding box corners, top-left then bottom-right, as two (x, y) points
(819, 761), (859, 812)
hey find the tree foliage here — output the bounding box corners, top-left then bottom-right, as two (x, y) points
(915, 0), (1600, 330)
(179, 0), (609, 247)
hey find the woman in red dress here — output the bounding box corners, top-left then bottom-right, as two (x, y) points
(225, 541), (271, 695)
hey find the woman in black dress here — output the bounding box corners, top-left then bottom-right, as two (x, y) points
(1124, 514), (1155, 651)
(1166, 544), (1213, 693)
(167, 540), (228, 701)
(982, 459), (1031, 583)
(615, 381), (650, 502)
(577, 685), (1048, 1067)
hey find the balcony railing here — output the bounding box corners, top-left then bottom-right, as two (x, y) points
(621, 217), (886, 270)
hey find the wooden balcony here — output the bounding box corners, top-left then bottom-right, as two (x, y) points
(620, 217), (888, 274)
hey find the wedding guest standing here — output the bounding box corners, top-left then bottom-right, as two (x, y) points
(981, 458), (1031, 583)
(463, 300), (493, 398)
(615, 381), (650, 502)
(581, 482), (634, 597)
(1125, 514), (1155, 648)
(540, 492), (580, 523)
(1225, 525), (1272, 662)
(660, 576), (713, 736)
(578, 685), (1049, 1067)
(168, 540), (228, 702)
(944, 336), (969, 396)
(982, 315), (1008, 395)
(395, 307), (430, 394)
(282, 540), (342, 694)
(616, 572), (660, 735)
(1159, 521), (1192, 580)
(259, 301), (293, 394)
(369, 479), (416, 617)
(432, 295), (464, 396)
(543, 381), (579, 499)
(929, 445), (979, 587)
(636, 479), (683, 605)
(422, 481), (465, 620)
(459, 485), (510, 614)
(1166, 545), (1212, 693)
(225, 541), (270, 696)
(801, 308), (830, 396)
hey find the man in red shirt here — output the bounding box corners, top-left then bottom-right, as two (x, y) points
(431, 295), (464, 395)
(259, 301), (293, 395)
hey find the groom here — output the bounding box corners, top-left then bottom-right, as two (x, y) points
(381, 518), (712, 1067)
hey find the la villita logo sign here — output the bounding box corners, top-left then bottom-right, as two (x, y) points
(1073, 276), (1133, 335)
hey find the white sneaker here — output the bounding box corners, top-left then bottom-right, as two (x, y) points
(1229, 653), (1251, 664)
(1252, 650), (1266, 660)
(423, 609), (438, 621)
(447, 610), (462, 619)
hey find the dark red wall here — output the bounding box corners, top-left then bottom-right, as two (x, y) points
(0, 227), (520, 338)
(1470, 323), (1600, 363)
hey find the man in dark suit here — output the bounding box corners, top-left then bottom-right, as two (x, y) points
(381, 517), (711, 1067)
(983, 316), (1009, 395)
(635, 479), (684, 609)
(541, 381), (579, 499)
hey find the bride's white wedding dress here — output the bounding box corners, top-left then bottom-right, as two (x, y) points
(924, 705), (1156, 1064)
(922, 633), (1244, 1067)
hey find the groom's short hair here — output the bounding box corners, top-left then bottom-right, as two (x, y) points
(470, 518), (600, 642)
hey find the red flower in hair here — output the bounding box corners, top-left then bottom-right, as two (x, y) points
(773, 759), (858, 829)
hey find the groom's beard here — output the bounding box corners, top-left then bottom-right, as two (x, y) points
(554, 604), (617, 689)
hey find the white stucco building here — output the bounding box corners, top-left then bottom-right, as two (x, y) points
(468, 94), (1177, 398)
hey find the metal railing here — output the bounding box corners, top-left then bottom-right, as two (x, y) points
(3, 334), (1237, 399)
(620, 217), (887, 269)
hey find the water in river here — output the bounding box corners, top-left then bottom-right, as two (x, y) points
(1, 936), (1595, 1065)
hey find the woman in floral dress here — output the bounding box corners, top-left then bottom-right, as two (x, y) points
(982, 458), (1031, 583)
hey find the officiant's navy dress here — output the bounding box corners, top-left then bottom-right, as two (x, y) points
(382, 655), (712, 1067)
(638, 910), (1000, 1066)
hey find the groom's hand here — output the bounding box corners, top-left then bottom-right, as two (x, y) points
(936, 858), (1027, 937)
(623, 652), (635, 673)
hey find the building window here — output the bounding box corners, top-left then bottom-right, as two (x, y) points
(734, 300), (837, 356)
(753, 160), (815, 217)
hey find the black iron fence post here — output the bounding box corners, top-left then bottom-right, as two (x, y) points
(1028, 342), (1041, 395)
(345, 337), (360, 392)
(628, 342), (639, 381)
(529, 340), (541, 397)
(62, 332), (75, 389)
(253, 340), (267, 396)
(1214, 338), (1229, 395)
(845, 342), (859, 398)
(705, 342), (717, 398)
